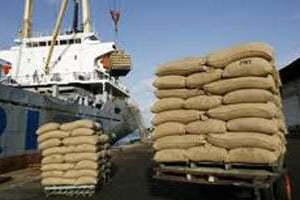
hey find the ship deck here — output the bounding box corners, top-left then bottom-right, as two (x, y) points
(0, 139), (299, 200)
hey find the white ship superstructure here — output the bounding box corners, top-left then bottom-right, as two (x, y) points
(0, 0), (131, 108)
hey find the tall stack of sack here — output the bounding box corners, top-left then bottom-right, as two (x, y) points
(36, 119), (112, 187)
(152, 42), (287, 164)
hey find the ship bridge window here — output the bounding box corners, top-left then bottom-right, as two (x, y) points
(32, 42), (38, 47)
(69, 39), (75, 44)
(26, 43), (32, 47)
(39, 41), (46, 47)
(75, 38), (81, 44)
(60, 40), (67, 45)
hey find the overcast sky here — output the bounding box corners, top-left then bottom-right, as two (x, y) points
(0, 0), (300, 126)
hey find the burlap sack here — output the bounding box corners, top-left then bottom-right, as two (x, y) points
(36, 122), (60, 135)
(70, 128), (95, 136)
(41, 163), (74, 171)
(64, 170), (98, 178)
(153, 75), (185, 89)
(185, 95), (222, 110)
(206, 42), (274, 68)
(153, 135), (206, 150)
(273, 95), (282, 108)
(42, 146), (73, 156)
(152, 122), (185, 140)
(203, 75), (276, 95)
(186, 144), (228, 162)
(37, 130), (70, 143)
(151, 98), (185, 113)
(99, 134), (110, 143)
(223, 57), (273, 78)
(65, 153), (99, 162)
(60, 119), (95, 131)
(42, 178), (75, 186)
(186, 70), (222, 89)
(186, 119), (226, 134)
(227, 118), (279, 135)
(207, 132), (282, 151)
(41, 170), (64, 178)
(155, 89), (205, 99)
(156, 57), (207, 76)
(226, 148), (278, 164)
(207, 103), (278, 121)
(39, 138), (62, 150)
(152, 110), (202, 125)
(153, 149), (187, 162)
(75, 160), (98, 170)
(75, 176), (97, 185)
(223, 89), (274, 104)
(102, 143), (110, 150)
(42, 154), (64, 164)
(72, 144), (99, 153)
(277, 118), (288, 135)
(62, 135), (99, 145)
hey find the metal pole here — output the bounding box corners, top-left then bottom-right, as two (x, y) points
(22, 0), (34, 38)
(44, 0), (69, 74)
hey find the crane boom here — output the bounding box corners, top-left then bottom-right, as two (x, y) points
(44, 0), (69, 75)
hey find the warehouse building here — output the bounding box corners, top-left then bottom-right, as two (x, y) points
(280, 58), (300, 134)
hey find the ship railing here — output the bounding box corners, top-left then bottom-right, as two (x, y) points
(9, 71), (128, 92)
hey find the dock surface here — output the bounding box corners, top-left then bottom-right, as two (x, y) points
(0, 140), (299, 200)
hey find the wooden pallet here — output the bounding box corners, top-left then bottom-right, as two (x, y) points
(44, 185), (96, 197)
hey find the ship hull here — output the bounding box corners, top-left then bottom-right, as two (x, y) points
(0, 84), (137, 173)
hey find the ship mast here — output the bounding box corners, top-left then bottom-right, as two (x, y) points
(22, 0), (34, 38)
(82, 0), (92, 33)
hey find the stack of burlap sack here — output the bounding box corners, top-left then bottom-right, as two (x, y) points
(152, 42), (287, 164)
(36, 119), (112, 186)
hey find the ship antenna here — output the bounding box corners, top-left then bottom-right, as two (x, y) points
(72, 0), (79, 33)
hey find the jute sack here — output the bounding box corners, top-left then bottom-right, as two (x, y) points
(226, 148), (278, 164)
(185, 95), (222, 110)
(36, 122), (60, 135)
(72, 144), (99, 153)
(62, 135), (99, 145)
(42, 178), (75, 186)
(65, 153), (99, 162)
(70, 128), (95, 136)
(222, 57), (273, 78)
(186, 144), (228, 162)
(41, 163), (74, 171)
(64, 170), (98, 178)
(151, 98), (185, 113)
(60, 119), (95, 131)
(186, 70), (222, 89)
(42, 154), (64, 164)
(227, 118), (279, 135)
(75, 176), (97, 185)
(153, 135), (206, 150)
(37, 130), (70, 143)
(152, 122), (185, 140)
(207, 103), (278, 121)
(223, 89), (274, 104)
(203, 75), (276, 95)
(207, 132), (283, 151)
(42, 146), (73, 156)
(75, 160), (98, 170)
(154, 149), (187, 162)
(277, 118), (288, 135)
(99, 134), (110, 143)
(156, 57), (207, 76)
(41, 170), (64, 178)
(273, 95), (282, 108)
(206, 42), (274, 68)
(39, 138), (62, 150)
(155, 89), (205, 99)
(153, 75), (185, 89)
(152, 110), (202, 125)
(186, 119), (226, 134)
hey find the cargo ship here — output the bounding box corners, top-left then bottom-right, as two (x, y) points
(0, 0), (143, 173)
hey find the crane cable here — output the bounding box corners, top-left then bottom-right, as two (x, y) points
(107, 0), (121, 36)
